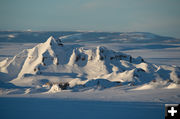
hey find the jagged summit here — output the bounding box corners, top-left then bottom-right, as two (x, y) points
(45, 36), (63, 47)
(45, 36), (57, 46)
(0, 36), (180, 93)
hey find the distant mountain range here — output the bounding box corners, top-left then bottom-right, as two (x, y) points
(0, 31), (179, 43)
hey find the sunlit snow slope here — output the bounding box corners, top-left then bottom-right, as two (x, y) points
(0, 36), (180, 95)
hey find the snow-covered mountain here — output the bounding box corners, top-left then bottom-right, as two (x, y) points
(0, 36), (180, 94)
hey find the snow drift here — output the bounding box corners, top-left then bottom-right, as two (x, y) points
(0, 36), (180, 94)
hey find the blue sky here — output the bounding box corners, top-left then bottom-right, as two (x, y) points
(0, 0), (180, 38)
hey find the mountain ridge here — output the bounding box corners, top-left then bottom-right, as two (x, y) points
(0, 36), (180, 94)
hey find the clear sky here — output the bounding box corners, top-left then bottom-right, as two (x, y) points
(0, 0), (180, 38)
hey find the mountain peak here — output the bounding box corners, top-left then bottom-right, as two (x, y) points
(0, 36), (180, 92)
(45, 36), (63, 47)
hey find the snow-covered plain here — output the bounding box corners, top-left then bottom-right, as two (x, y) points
(0, 31), (180, 119)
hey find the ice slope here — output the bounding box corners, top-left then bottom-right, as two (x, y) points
(0, 36), (180, 94)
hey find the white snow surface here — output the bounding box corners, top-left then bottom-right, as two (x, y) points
(0, 36), (179, 96)
(0, 32), (180, 119)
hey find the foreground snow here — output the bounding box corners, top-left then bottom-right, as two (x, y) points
(1, 87), (180, 103)
(0, 97), (164, 119)
(0, 85), (179, 119)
